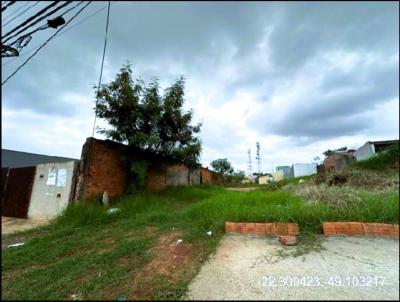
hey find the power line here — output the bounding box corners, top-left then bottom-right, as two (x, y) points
(2, 1), (59, 40)
(2, 1), (40, 27)
(8, 1), (85, 47)
(2, 1), (30, 22)
(2, 1), (118, 67)
(92, 0), (111, 137)
(2, 1), (92, 86)
(3, 1), (74, 44)
(1, 1), (17, 12)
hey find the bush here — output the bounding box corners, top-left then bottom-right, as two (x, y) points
(352, 144), (399, 171)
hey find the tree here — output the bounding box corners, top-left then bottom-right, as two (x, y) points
(94, 63), (202, 165)
(210, 158), (234, 175)
(323, 146), (347, 158)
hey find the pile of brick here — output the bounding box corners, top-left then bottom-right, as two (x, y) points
(278, 235), (297, 246)
(224, 222), (299, 236)
(323, 222), (399, 237)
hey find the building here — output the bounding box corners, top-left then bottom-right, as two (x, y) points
(324, 150), (356, 172)
(256, 173), (273, 184)
(292, 163), (317, 178)
(275, 165), (293, 179)
(271, 170), (284, 181)
(2, 149), (76, 168)
(354, 140), (399, 161)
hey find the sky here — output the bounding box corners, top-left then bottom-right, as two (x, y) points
(2, 1), (399, 174)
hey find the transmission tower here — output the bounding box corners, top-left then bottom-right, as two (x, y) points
(256, 141), (262, 174)
(247, 149), (252, 177)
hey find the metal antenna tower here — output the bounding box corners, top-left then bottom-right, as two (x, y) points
(247, 149), (253, 177)
(256, 141), (262, 174)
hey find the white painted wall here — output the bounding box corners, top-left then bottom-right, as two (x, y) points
(355, 142), (375, 161)
(272, 171), (284, 181)
(292, 163), (317, 178)
(28, 161), (77, 219)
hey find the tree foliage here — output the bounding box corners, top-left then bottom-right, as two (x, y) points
(94, 64), (202, 165)
(323, 146), (347, 157)
(210, 158), (234, 175)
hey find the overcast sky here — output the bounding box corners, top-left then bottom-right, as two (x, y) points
(2, 1), (399, 173)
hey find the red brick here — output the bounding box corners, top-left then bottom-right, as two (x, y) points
(323, 222), (336, 236)
(244, 223), (256, 234)
(265, 223), (273, 235)
(362, 223), (377, 237)
(376, 223), (395, 237)
(225, 222), (236, 233)
(348, 222), (364, 236)
(287, 223), (299, 236)
(254, 223), (266, 235)
(236, 223), (246, 234)
(278, 235), (297, 246)
(334, 222), (350, 235)
(394, 224), (399, 237)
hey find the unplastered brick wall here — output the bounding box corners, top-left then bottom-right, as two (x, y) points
(75, 137), (127, 200)
(75, 138), (224, 199)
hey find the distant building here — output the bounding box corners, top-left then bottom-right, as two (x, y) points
(2, 149), (77, 169)
(324, 150), (356, 172)
(354, 140), (399, 161)
(272, 171), (284, 181)
(292, 163), (317, 178)
(256, 173), (273, 184)
(275, 166), (293, 179)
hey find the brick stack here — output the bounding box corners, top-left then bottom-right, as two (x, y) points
(322, 222), (399, 238)
(224, 222), (299, 236)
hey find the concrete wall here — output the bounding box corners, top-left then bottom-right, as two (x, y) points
(28, 161), (77, 219)
(275, 166), (293, 178)
(292, 163), (317, 178)
(258, 175), (273, 184)
(355, 142), (375, 161)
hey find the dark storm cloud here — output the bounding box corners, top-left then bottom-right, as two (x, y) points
(1, 1), (398, 151)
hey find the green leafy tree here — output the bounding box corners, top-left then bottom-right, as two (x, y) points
(210, 158), (234, 176)
(95, 63), (202, 165)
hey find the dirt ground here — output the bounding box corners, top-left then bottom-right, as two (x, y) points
(186, 235), (399, 300)
(1, 216), (50, 236)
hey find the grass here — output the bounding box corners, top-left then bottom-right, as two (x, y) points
(2, 174), (399, 300)
(351, 144), (399, 171)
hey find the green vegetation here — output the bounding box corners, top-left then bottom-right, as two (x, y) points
(2, 155), (399, 300)
(351, 144), (399, 171)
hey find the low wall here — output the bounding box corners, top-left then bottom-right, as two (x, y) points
(75, 138), (222, 200)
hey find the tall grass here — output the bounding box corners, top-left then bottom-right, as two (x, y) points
(352, 144), (399, 171)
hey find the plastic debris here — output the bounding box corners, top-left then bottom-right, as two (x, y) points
(176, 239), (183, 245)
(107, 208), (120, 214)
(299, 179), (305, 183)
(206, 230), (212, 236)
(71, 293), (82, 300)
(8, 242), (24, 248)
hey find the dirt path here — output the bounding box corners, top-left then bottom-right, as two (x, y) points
(186, 235), (399, 300)
(2, 216), (50, 236)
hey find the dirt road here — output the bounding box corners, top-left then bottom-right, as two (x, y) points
(186, 235), (399, 300)
(2, 216), (49, 236)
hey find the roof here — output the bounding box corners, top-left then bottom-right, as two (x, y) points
(369, 139), (399, 146)
(2, 149), (78, 169)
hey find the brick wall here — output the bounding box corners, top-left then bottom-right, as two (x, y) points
(75, 138), (223, 200)
(75, 138), (127, 200)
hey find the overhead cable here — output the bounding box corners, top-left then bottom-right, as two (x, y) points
(2, 1), (92, 86)
(2, 1), (40, 27)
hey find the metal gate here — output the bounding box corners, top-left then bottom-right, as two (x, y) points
(1, 166), (36, 218)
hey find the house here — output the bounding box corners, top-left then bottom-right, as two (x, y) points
(2, 149), (76, 168)
(256, 173), (273, 184)
(324, 150), (356, 172)
(292, 163), (317, 178)
(354, 140), (399, 161)
(2, 149), (78, 219)
(271, 170), (284, 181)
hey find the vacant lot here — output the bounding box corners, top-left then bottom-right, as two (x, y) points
(2, 151), (399, 300)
